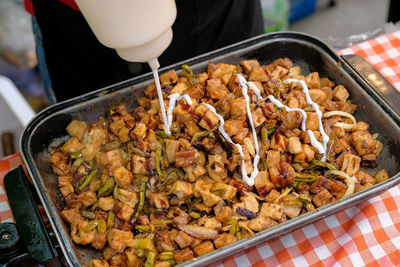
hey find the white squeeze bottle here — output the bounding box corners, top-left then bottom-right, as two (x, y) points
(74, 0), (177, 132)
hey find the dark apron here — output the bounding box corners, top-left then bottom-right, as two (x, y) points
(32, 0), (263, 102)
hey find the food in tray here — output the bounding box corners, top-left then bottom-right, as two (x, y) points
(50, 58), (389, 267)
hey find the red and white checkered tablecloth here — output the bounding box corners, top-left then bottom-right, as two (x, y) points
(1, 30), (400, 266)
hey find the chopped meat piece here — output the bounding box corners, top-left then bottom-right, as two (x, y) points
(66, 120), (88, 141)
(312, 188), (333, 208)
(77, 190), (97, 207)
(308, 89), (327, 104)
(98, 197), (115, 211)
(92, 232), (107, 251)
(171, 180), (194, 199)
(214, 206), (232, 223)
(71, 220), (96, 245)
(254, 171), (274, 196)
(332, 139), (350, 154)
(173, 248), (194, 264)
(50, 152), (70, 176)
(305, 112), (319, 131)
(259, 203), (283, 220)
(306, 72), (320, 89)
(160, 70), (178, 86)
(341, 154), (361, 176)
(361, 154), (378, 168)
(174, 230), (194, 249)
(193, 240), (215, 257)
(213, 233), (238, 249)
(270, 132), (288, 152)
(288, 136), (303, 154)
(165, 139), (180, 163)
(249, 66), (269, 82)
(60, 208), (82, 225)
(117, 204), (134, 222)
(248, 216), (278, 231)
(107, 229), (133, 253)
(332, 85), (350, 102)
(352, 121), (369, 132)
(88, 259), (109, 267)
(374, 169), (389, 183)
(241, 60), (260, 74)
(150, 193), (170, 209)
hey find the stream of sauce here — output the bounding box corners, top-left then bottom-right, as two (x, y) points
(152, 69), (170, 134)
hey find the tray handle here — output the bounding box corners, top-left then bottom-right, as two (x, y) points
(341, 54), (400, 115)
(4, 166), (57, 263)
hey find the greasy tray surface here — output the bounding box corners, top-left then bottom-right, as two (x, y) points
(20, 32), (400, 266)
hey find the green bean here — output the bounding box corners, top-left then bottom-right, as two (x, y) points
(191, 131), (209, 143)
(267, 127), (277, 137)
(69, 152), (82, 159)
(97, 178), (115, 197)
(309, 159), (337, 170)
(299, 194), (312, 203)
(97, 219), (107, 233)
(151, 219), (171, 229)
(181, 64), (194, 76)
(120, 149), (129, 165)
(156, 130), (173, 140)
(159, 252), (174, 261)
(145, 251), (156, 267)
(128, 142), (146, 157)
(86, 220), (98, 231)
(104, 140), (121, 151)
(134, 248), (145, 257)
(135, 225), (151, 232)
(90, 202), (98, 211)
(261, 127), (268, 144)
(72, 157), (84, 170)
(107, 211), (115, 228)
(170, 122), (181, 136)
(303, 107), (315, 112)
(155, 149), (165, 181)
(78, 169), (99, 191)
(80, 210), (96, 220)
(131, 182), (146, 224)
(274, 187), (291, 204)
(233, 64), (243, 75)
(274, 87), (281, 100)
(126, 238), (157, 252)
(113, 186), (119, 199)
(295, 173), (318, 183)
(189, 211), (201, 219)
(229, 218), (238, 236)
(292, 181), (298, 189)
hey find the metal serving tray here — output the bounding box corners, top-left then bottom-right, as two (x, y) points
(18, 32), (400, 266)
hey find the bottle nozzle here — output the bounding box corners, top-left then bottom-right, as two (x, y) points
(148, 58), (160, 70)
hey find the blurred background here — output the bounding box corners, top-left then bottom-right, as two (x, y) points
(0, 0), (397, 157)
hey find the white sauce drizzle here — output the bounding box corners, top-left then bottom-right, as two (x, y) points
(237, 75), (260, 185)
(202, 103), (257, 186)
(283, 79), (330, 161)
(152, 69), (170, 134)
(165, 93), (193, 134)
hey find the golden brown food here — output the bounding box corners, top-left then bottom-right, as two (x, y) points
(51, 58), (387, 266)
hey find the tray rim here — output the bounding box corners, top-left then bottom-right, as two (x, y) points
(19, 31), (400, 266)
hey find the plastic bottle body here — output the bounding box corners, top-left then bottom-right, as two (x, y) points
(74, 0), (177, 62)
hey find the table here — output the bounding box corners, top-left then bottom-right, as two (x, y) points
(1, 30), (400, 266)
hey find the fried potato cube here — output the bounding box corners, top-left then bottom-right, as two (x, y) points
(241, 59), (260, 74)
(332, 139), (350, 154)
(230, 97), (247, 117)
(352, 121), (369, 132)
(174, 230), (194, 249)
(88, 259), (109, 267)
(199, 109), (219, 130)
(211, 63), (236, 79)
(293, 144), (315, 163)
(248, 216), (278, 232)
(150, 192), (169, 209)
(224, 119), (243, 137)
(305, 112), (319, 131)
(249, 66), (269, 82)
(254, 171), (274, 196)
(252, 108), (266, 128)
(213, 233), (238, 249)
(332, 85), (350, 102)
(98, 197), (115, 211)
(77, 190), (97, 207)
(306, 72), (320, 89)
(107, 229), (133, 253)
(308, 89), (327, 105)
(173, 247), (194, 264)
(375, 169), (389, 183)
(270, 65), (289, 80)
(66, 120), (88, 141)
(193, 240), (215, 257)
(160, 70), (178, 86)
(206, 78), (230, 100)
(288, 136), (303, 154)
(117, 204), (134, 222)
(259, 203), (284, 220)
(214, 206), (233, 223)
(270, 132), (288, 152)
(351, 131), (376, 155)
(171, 180), (194, 200)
